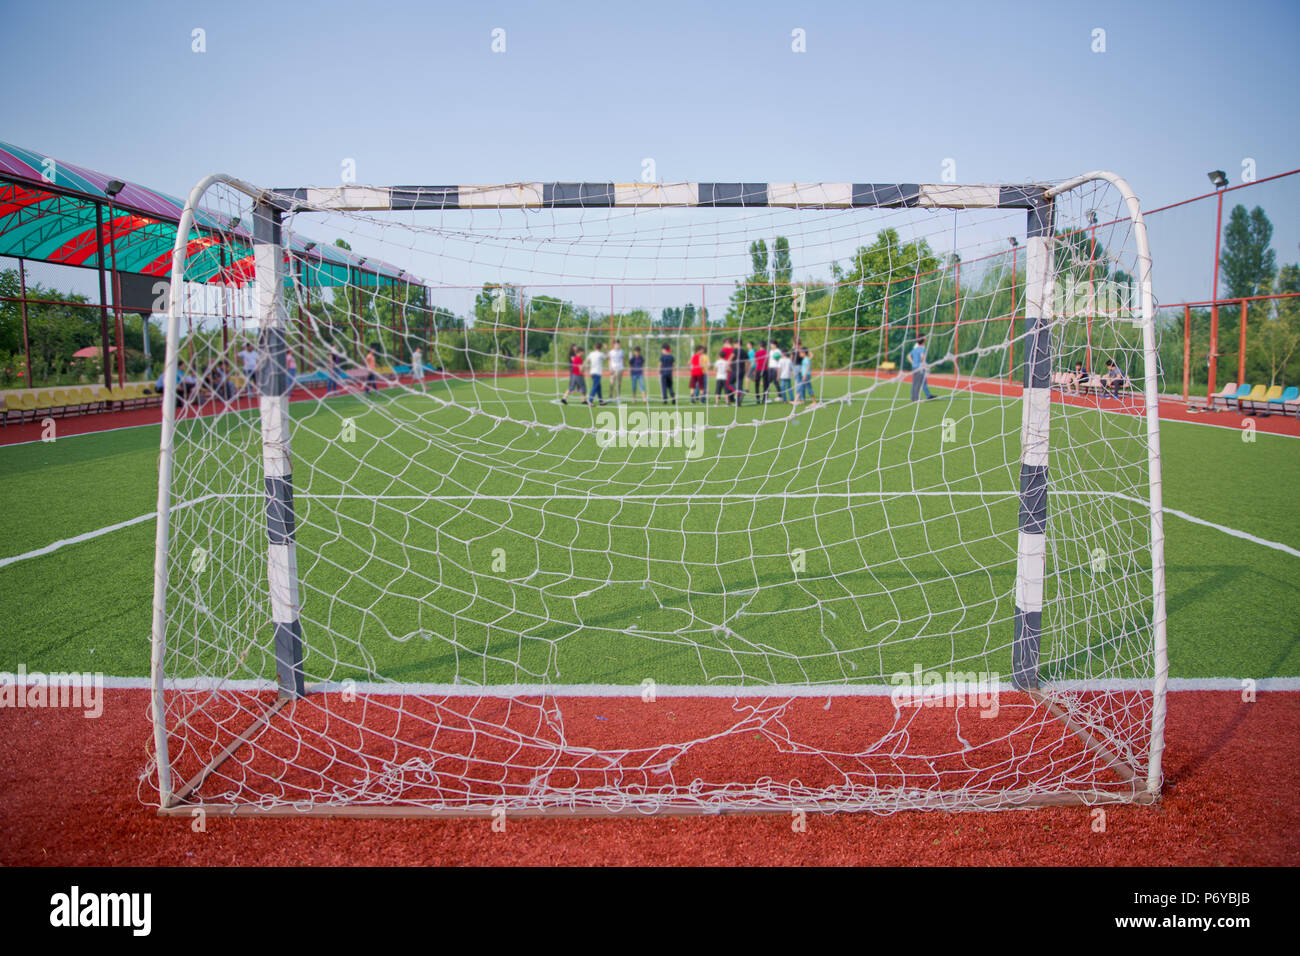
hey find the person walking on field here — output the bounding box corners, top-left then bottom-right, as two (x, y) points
(908, 335), (935, 402)
(364, 344), (379, 394)
(608, 340), (625, 401)
(561, 345), (585, 405)
(629, 346), (646, 401)
(659, 343), (676, 403)
(689, 346), (707, 403)
(714, 350), (729, 405)
(753, 342), (769, 403)
(766, 343), (782, 399)
(587, 341), (608, 405)
(239, 341), (259, 396)
(327, 345), (344, 395)
(795, 347), (815, 404)
(776, 349), (793, 402)
(730, 339), (748, 407)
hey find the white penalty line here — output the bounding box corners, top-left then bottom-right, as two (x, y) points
(0, 511), (159, 570)
(30, 675), (1300, 696)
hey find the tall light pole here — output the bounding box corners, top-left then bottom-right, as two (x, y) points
(104, 179), (129, 389)
(1207, 169), (1228, 401)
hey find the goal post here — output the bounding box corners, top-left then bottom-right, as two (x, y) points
(148, 173), (1167, 815)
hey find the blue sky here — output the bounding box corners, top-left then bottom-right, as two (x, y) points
(2, 0), (1297, 302)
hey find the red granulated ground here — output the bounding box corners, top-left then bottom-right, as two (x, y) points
(151, 690), (1138, 811)
(0, 689), (1296, 866)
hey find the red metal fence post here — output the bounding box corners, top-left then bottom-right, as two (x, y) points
(1208, 305), (1220, 403)
(1237, 299), (1248, 386)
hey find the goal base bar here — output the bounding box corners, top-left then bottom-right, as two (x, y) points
(158, 788), (1158, 819)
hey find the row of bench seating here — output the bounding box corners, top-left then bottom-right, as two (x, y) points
(1050, 370), (1133, 394)
(3, 365), (440, 427)
(1209, 382), (1300, 416)
(2, 384), (162, 425)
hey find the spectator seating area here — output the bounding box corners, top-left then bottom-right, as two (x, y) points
(3, 384), (162, 425)
(1050, 369), (1135, 396)
(1205, 382), (1300, 417)
(2, 363), (443, 427)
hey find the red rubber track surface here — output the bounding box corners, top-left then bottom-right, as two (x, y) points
(4, 371), (1297, 446)
(1, 689), (1296, 865)
(151, 690), (1144, 811)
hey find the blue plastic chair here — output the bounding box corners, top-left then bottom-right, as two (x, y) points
(1268, 385), (1299, 417)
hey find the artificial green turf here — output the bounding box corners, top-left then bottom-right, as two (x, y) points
(0, 376), (1296, 683)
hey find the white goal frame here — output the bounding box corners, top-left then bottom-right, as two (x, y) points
(149, 172), (1168, 815)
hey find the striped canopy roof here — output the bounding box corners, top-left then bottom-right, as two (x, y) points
(0, 141), (412, 288)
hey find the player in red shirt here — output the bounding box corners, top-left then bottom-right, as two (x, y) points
(560, 345), (585, 405)
(752, 344), (768, 403)
(689, 346), (707, 403)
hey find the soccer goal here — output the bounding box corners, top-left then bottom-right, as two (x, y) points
(147, 174), (1167, 815)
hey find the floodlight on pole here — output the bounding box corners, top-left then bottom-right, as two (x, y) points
(1207, 169), (1229, 399)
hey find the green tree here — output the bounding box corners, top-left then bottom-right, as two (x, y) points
(0, 268), (106, 387)
(1219, 204), (1277, 301)
(1253, 263), (1300, 385)
(724, 237), (797, 348)
(828, 228), (940, 367)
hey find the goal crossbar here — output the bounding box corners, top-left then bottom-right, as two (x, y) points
(265, 181), (1049, 212)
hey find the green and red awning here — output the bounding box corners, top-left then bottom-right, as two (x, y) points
(0, 141), (412, 290)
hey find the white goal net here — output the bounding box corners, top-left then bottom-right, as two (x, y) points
(146, 174), (1167, 815)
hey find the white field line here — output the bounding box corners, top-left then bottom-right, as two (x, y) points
(2, 488), (1297, 568)
(1159, 413), (1300, 440)
(0, 511), (157, 569)
(1158, 505), (1300, 558)
(0, 493), (223, 570)
(9, 675), (1298, 695)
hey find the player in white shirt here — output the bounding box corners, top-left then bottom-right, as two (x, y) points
(714, 353), (729, 405)
(607, 340), (625, 401)
(777, 353), (794, 402)
(238, 342), (259, 396)
(586, 343), (607, 405)
(411, 347), (424, 384)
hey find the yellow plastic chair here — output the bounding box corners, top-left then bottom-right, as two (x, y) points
(1241, 384), (1269, 414)
(1257, 384), (1284, 417)
(4, 394), (24, 425)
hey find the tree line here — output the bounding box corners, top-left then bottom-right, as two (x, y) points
(4, 203), (1295, 390)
